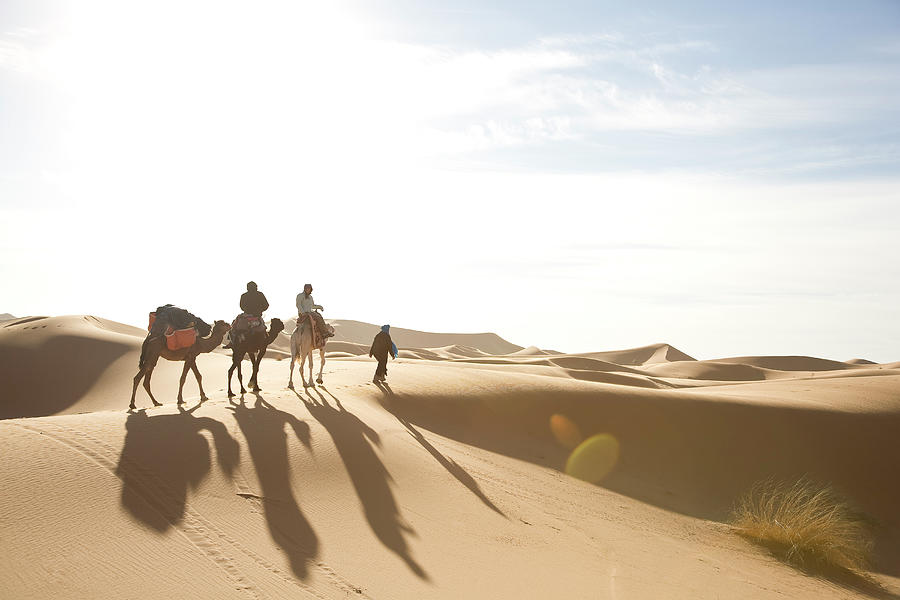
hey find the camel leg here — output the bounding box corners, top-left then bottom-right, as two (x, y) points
(288, 353), (296, 389)
(192, 361), (208, 402)
(130, 369), (145, 410)
(143, 366), (162, 407)
(307, 351), (315, 389)
(177, 360), (192, 404)
(228, 355), (239, 397)
(230, 352), (246, 396)
(288, 334), (298, 389)
(252, 349), (265, 391)
(299, 352), (308, 388)
(246, 351), (255, 391)
(316, 348), (325, 384)
(247, 350), (256, 391)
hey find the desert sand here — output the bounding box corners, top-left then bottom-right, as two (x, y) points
(1, 314), (898, 599)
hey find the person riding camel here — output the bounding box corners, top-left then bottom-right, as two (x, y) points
(296, 283), (334, 345)
(241, 281), (269, 317)
(225, 281), (269, 349)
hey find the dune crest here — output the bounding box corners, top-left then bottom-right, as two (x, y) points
(582, 342), (696, 366)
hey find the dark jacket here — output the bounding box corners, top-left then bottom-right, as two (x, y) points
(240, 290), (269, 317)
(369, 331), (393, 360)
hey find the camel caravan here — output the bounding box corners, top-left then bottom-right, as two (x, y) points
(128, 282), (396, 411)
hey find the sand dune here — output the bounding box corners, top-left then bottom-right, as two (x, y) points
(0, 315), (234, 418)
(846, 357), (877, 365)
(582, 342), (696, 366)
(1, 314), (899, 598)
(0, 312), (15, 321)
(306, 318), (524, 355)
(710, 355), (854, 371)
(271, 318), (523, 361)
(504, 345), (550, 356)
(643, 360), (775, 381)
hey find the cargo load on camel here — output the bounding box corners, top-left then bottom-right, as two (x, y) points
(146, 304), (210, 351)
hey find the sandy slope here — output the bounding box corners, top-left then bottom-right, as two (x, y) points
(1, 316), (899, 599)
(0, 316), (233, 418)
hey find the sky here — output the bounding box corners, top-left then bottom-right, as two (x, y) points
(1, 0), (899, 361)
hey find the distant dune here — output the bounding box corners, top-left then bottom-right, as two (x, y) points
(1, 314), (898, 598)
(581, 342), (695, 366)
(282, 317), (524, 356)
(846, 357), (877, 365)
(710, 355), (852, 372)
(0, 312), (15, 321)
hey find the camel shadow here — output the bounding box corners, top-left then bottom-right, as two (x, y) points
(296, 387), (428, 580)
(227, 393), (318, 580)
(376, 382), (505, 517)
(116, 403), (240, 532)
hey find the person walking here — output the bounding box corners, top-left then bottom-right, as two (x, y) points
(369, 324), (398, 383)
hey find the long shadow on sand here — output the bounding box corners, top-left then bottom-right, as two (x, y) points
(380, 385), (900, 597)
(227, 393), (319, 579)
(377, 382), (505, 517)
(117, 403), (239, 532)
(296, 387), (428, 580)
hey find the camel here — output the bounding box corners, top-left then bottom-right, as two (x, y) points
(288, 313), (327, 389)
(228, 318), (285, 397)
(130, 320), (231, 410)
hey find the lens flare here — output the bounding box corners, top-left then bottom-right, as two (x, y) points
(549, 414), (583, 449)
(565, 433), (620, 483)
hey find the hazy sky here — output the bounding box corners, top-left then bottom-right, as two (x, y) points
(2, 0), (899, 361)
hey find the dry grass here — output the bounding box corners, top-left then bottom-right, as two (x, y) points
(732, 478), (873, 572)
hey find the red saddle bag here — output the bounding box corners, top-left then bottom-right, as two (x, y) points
(165, 326), (197, 351)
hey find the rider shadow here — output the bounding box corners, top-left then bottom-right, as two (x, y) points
(117, 403), (240, 532)
(228, 392), (318, 580)
(376, 382), (505, 517)
(297, 387), (429, 580)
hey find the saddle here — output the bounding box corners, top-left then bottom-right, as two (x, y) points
(298, 313), (327, 350)
(233, 313), (266, 334)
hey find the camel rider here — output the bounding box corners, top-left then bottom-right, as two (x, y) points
(296, 283), (334, 342)
(241, 281), (269, 317)
(226, 282), (269, 349)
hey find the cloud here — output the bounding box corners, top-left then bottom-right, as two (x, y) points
(4, 1), (899, 184)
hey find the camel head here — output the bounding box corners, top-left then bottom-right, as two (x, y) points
(212, 320), (232, 335)
(269, 318), (285, 335)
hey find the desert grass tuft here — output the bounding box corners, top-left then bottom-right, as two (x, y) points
(732, 478), (873, 572)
